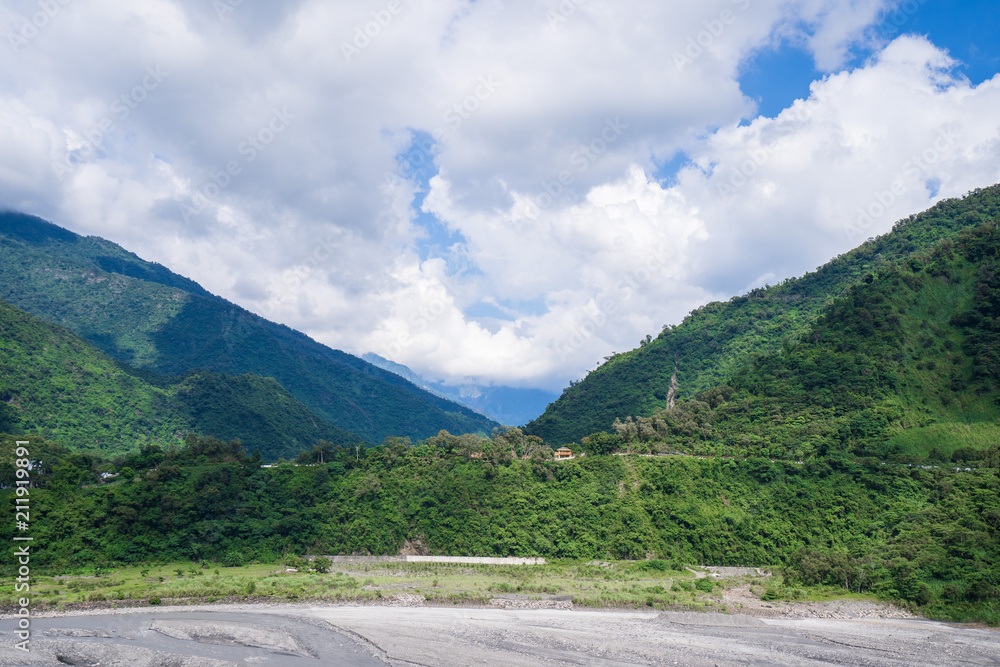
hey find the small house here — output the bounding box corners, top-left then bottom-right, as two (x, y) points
(555, 447), (574, 460)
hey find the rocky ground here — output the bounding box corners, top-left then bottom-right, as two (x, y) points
(2, 599), (997, 666)
(721, 583), (916, 620)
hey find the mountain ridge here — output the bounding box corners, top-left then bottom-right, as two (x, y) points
(0, 297), (361, 459)
(0, 211), (498, 444)
(526, 185), (1000, 444)
(592, 217), (1000, 461)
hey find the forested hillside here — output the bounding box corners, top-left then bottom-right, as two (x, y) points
(0, 212), (497, 443)
(3, 433), (997, 623)
(0, 299), (360, 459)
(591, 218), (1000, 460)
(527, 186), (1000, 444)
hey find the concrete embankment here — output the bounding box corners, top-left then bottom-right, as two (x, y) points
(321, 555), (546, 565)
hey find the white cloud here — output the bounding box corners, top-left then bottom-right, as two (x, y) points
(795, 0), (889, 71)
(677, 35), (1000, 292)
(0, 1), (998, 392)
(368, 35), (1000, 388)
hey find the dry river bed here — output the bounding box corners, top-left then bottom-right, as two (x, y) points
(1, 600), (998, 666)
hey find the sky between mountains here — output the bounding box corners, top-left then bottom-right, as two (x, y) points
(1, 0), (999, 392)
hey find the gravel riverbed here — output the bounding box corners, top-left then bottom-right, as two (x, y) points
(2, 599), (998, 666)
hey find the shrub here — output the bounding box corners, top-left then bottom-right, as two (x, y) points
(761, 586), (782, 601)
(223, 550), (247, 568)
(694, 578), (715, 593)
(645, 559), (670, 572)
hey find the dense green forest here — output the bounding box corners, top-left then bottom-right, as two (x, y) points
(0, 298), (361, 460)
(0, 212), (497, 444)
(2, 433), (997, 623)
(528, 186), (1000, 444)
(582, 218), (1000, 461)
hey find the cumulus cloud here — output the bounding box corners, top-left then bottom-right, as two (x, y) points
(679, 35), (1000, 292)
(0, 1), (998, 391)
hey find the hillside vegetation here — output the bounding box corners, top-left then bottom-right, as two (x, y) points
(3, 434), (997, 624)
(587, 218), (1000, 461)
(527, 186), (1000, 444)
(0, 212), (497, 443)
(0, 299), (360, 459)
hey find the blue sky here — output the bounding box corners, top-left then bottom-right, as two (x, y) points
(742, 1), (1000, 119)
(3, 0), (1000, 391)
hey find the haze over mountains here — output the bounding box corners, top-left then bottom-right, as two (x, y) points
(362, 353), (558, 426)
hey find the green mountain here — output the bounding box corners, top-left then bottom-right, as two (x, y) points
(0, 212), (498, 444)
(0, 298), (359, 459)
(527, 186), (1000, 444)
(596, 218), (1000, 460)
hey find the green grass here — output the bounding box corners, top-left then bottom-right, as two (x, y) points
(4, 562), (371, 608)
(758, 579), (885, 604)
(886, 422), (1000, 458)
(1, 560), (754, 612)
(5, 559), (960, 621)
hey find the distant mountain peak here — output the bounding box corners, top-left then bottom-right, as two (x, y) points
(362, 352), (558, 427)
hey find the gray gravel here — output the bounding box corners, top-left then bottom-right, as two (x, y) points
(2, 603), (998, 666)
(0, 611), (386, 666)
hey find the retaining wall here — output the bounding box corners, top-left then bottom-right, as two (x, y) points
(319, 555), (545, 565)
(405, 556), (546, 565)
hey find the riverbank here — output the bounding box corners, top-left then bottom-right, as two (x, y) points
(0, 560), (920, 620)
(3, 591), (913, 620)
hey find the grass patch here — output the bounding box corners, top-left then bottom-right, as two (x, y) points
(0, 560), (888, 616)
(887, 422), (1000, 458)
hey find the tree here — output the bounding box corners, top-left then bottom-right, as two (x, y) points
(455, 433), (486, 459)
(583, 431), (620, 456)
(0, 402), (20, 434)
